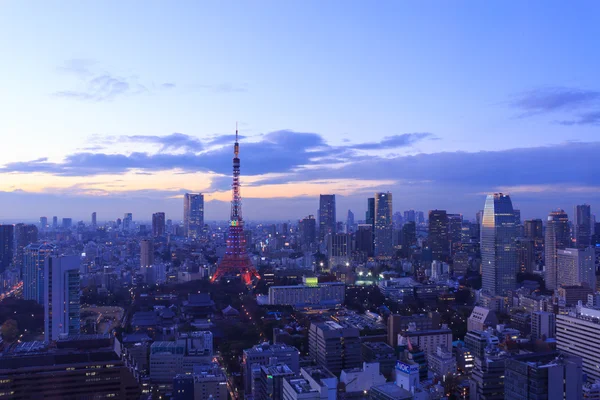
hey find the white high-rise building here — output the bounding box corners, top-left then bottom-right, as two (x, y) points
(481, 193), (518, 296)
(557, 306), (600, 382)
(545, 209), (570, 290)
(557, 247), (595, 288)
(44, 255), (80, 341)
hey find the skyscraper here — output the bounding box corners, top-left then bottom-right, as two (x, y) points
(328, 233), (351, 267)
(183, 193), (204, 239)
(91, 211), (97, 227)
(14, 223), (38, 269)
(545, 209), (570, 291)
(140, 239), (154, 268)
(366, 198), (375, 227)
(62, 218), (72, 229)
(481, 193), (518, 296)
(39, 216), (48, 230)
(448, 213), (463, 256)
(23, 243), (57, 304)
(574, 204), (592, 248)
(524, 219), (543, 241)
(52, 216), (58, 229)
(557, 247), (595, 289)
(346, 209), (355, 233)
(404, 210), (416, 223)
(44, 255), (80, 342)
(318, 195), (336, 242)
(299, 215), (316, 251)
(123, 213), (133, 231)
(211, 127), (260, 284)
(428, 210), (449, 261)
(374, 192), (393, 258)
(152, 212), (166, 237)
(356, 224), (374, 257)
(0, 225), (14, 274)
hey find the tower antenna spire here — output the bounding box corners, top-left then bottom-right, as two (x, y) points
(236, 121), (238, 142)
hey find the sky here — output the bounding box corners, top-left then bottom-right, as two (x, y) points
(1, 1), (600, 222)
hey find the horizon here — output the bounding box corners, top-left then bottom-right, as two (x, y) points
(2, 2), (600, 221)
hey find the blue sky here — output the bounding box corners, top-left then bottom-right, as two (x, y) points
(1, 1), (599, 222)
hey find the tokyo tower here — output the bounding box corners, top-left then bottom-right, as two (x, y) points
(211, 127), (260, 285)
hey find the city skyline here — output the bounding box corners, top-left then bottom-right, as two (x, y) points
(2, 2), (600, 221)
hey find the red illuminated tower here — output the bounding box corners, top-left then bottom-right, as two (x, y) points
(211, 127), (260, 285)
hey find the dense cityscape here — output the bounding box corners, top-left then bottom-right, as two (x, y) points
(2, 2), (599, 399)
(0, 128), (598, 400)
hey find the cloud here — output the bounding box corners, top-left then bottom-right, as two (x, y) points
(511, 87), (600, 116)
(205, 134), (248, 146)
(347, 133), (435, 150)
(556, 110), (600, 126)
(4, 137), (600, 221)
(122, 133), (204, 152)
(54, 74), (141, 102)
(53, 59), (173, 102)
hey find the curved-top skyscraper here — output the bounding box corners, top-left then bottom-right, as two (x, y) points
(211, 127), (260, 285)
(481, 193), (518, 296)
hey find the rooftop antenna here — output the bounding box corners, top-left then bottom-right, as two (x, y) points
(236, 121), (238, 142)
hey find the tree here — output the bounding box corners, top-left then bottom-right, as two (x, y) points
(1, 319), (19, 342)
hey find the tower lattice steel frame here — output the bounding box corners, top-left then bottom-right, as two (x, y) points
(211, 127), (260, 285)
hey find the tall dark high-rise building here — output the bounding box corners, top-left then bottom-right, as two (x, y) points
(62, 218), (72, 229)
(52, 216), (58, 229)
(524, 219), (543, 241)
(140, 239), (154, 268)
(545, 209), (570, 290)
(448, 213), (463, 256)
(481, 193), (518, 296)
(356, 224), (374, 257)
(428, 210), (449, 261)
(401, 222), (416, 256)
(517, 239), (536, 273)
(299, 215), (316, 251)
(211, 127), (260, 285)
(183, 193), (204, 239)
(346, 209), (355, 233)
(318, 194), (336, 242)
(374, 192), (393, 258)
(0, 225), (14, 273)
(91, 212), (97, 227)
(14, 223), (38, 269)
(574, 204), (591, 248)
(39, 216), (48, 230)
(152, 212), (166, 237)
(366, 198), (375, 227)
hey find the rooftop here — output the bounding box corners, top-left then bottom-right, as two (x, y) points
(286, 377), (316, 394)
(371, 383), (413, 399)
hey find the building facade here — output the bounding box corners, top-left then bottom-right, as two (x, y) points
(481, 193), (518, 296)
(44, 255), (81, 342)
(319, 195), (336, 242)
(374, 192), (393, 258)
(183, 193), (204, 239)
